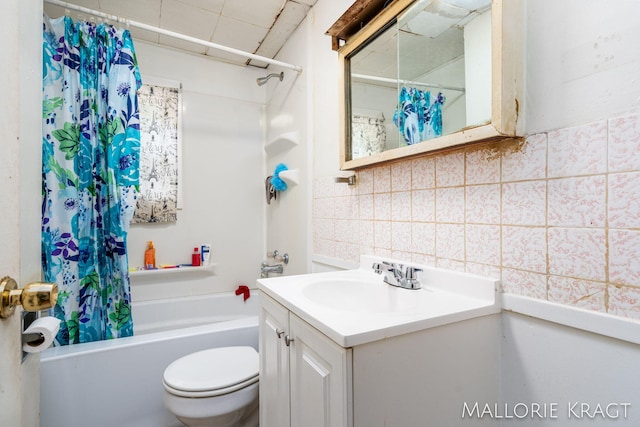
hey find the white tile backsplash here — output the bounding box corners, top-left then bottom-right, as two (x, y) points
(314, 111), (640, 322)
(608, 172), (640, 228)
(502, 134), (547, 181)
(501, 180), (547, 226)
(411, 157), (435, 189)
(411, 189), (435, 222)
(391, 191), (412, 222)
(502, 226), (547, 273)
(608, 113), (640, 172)
(547, 120), (608, 178)
(436, 151), (465, 187)
(391, 161), (412, 191)
(466, 148), (501, 185)
(435, 187), (465, 223)
(547, 176), (606, 227)
(609, 229), (640, 287)
(466, 184), (501, 224)
(547, 276), (606, 312)
(548, 227), (606, 281)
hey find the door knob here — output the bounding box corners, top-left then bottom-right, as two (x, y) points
(0, 276), (58, 319)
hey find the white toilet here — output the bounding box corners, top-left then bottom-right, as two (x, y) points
(162, 346), (259, 427)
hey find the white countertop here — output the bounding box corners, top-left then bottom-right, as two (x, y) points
(257, 256), (500, 347)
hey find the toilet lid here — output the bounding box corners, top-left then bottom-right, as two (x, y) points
(163, 346), (259, 397)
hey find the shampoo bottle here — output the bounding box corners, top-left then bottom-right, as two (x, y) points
(201, 244), (211, 266)
(144, 241), (156, 269)
(192, 247), (201, 267)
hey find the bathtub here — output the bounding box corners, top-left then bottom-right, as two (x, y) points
(40, 291), (260, 427)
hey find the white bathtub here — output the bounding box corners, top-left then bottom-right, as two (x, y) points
(133, 291), (260, 335)
(40, 291), (260, 427)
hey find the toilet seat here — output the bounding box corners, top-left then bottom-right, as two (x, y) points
(163, 346), (259, 398)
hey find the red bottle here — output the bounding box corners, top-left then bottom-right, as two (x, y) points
(192, 247), (201, 266)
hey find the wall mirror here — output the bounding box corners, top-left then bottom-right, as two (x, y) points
(328, 0), (524, 170)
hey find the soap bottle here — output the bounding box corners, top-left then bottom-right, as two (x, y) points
(144, 241), (156, 269)
(192, 247), (201, 267)
(200, 244), (211, 266)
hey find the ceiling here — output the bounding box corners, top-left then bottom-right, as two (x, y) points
(43, 0), (317, 68)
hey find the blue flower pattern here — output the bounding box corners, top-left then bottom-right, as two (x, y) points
(42, 15), (142, 345)
(393, 87), (445, 145)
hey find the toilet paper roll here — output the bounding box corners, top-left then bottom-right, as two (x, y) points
(22, 316), (61, 353)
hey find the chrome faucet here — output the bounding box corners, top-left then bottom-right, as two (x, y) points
(260, 262), (283, 278)
(372, 261), (422, 290)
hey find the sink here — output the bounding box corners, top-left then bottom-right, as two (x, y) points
(301, 277), (422, 313)
(257, 255), (500, 347)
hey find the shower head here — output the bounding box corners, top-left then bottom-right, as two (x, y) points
(256, 72), (284, 86)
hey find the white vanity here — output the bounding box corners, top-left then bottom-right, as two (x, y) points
(257, 255), (501, 426)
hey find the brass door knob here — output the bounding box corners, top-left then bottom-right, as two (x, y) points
(0, 276), (58, 319)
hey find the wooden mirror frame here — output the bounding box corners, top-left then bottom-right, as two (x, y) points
(330, 0), (525, 170)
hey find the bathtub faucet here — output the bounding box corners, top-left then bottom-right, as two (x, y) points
(260, 262), (283, 278)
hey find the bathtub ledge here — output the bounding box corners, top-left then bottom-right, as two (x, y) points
(41, 315), (258, 361)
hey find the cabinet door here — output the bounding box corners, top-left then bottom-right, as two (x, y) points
(289, 313), (352, 427)
(259, 294), (290, 427)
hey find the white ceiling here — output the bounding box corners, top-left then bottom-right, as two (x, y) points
(43, 0), (317, 68)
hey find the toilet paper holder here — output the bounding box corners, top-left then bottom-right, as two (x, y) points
(0, 276), (58, 319)
(22, 331), (46, 345)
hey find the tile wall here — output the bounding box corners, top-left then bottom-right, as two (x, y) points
(313, 111), (640, 321)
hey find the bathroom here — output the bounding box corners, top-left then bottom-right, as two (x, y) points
(2, 0), (640, 425)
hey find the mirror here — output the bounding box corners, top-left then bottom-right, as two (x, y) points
(333, 0), (523, 169)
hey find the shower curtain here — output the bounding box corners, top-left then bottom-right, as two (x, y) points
(393, 86), (445, 145)
(41, 15), (142, 345)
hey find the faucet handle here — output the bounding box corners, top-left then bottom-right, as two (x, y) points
(372, 263), (382, 273)
(267, 249), (279, 258)
(405, 266), (422, 280)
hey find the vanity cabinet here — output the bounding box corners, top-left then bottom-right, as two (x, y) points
(259, 293), (352, 427)
(258, 261), (501, 426)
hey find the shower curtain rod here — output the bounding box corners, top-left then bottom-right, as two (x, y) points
(351, 73), (465, 93)
(43, 0), (303, 73)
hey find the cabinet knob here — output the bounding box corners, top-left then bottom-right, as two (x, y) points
(285, 335), (294, 346)
(276, 328), (284, 339)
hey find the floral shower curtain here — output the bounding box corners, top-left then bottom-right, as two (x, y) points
(393, 86), (445, 145)
(42, 15), (142, 345)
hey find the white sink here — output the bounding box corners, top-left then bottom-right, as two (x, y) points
(257, 255), (500, 347)
(302, 277), (424, 313)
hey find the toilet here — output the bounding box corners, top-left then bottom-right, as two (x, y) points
(162, 346), (259, 427)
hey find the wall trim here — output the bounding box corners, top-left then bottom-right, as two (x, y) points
(501, 294), (640, 345)
(311, 255), (358, 271)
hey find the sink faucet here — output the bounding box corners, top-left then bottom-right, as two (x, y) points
(261, 262), (283, 278)
(372, 261), (422, 290)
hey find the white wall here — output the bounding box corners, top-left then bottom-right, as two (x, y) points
(263, 0), (355, 275)
(263, 15), (312, 276)
(311, 0), (356, 178)
(129, 42), (268, 300)
(525, 0), (640, 133)
(500, 311), (640, 425)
